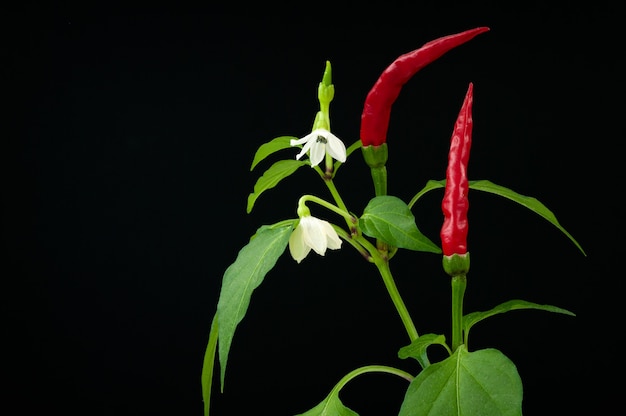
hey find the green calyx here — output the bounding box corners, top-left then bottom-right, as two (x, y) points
(361, 144), (388, 168)
(442, 252), (470, 277)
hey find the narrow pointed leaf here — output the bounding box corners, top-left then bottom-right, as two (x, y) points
(409, 179), (585, 255)
(398, 346), (523, 416)
(359, 195), (440, 253)
(217, 223), (293, 389)
(247, 159), (308, 213)
(398, 333), (448, 361)
(250, 136), (297, 171)
(201, 312), (219, 416)
(463, 299), (575, 341)
(468, 179), (585, 255)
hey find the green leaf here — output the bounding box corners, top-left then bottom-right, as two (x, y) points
(359, 195), (441, 253)
(463, 299), (575, 343)
(468, 179), (585, 255)
(201, 312), (219, 416)
(295, 391), (359, 416)
(409, 179), (586, 255)
(250, 136), (297, 171)
(398, 333), (449, 361)
(247, 159), (308, 213)
(217, 223), (293, 389)
(398, 346), (523, 416)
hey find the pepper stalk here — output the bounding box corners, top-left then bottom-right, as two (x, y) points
(361, 143), (388, 196)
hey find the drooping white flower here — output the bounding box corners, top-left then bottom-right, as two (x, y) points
(290, 128), (347, 167)
(289, 215), (342, 263)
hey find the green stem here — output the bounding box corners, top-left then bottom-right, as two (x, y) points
(364, 247), (430, 368)
(374, 258), (418, 341)
(361, 144), (388, 197)
(298, 194), (352, 224)
(310, 164), (354, 231)
(324, 178), (353, 229)
(332, 365), (414, 395)
(331, 225), (371, 261)
(451, 274), (467, 352)
(370, 165), (388, 197)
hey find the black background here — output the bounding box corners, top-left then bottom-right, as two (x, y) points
(4, 3), (623, 415)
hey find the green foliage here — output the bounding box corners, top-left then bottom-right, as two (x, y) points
(409, 179), (586, 255)
(295, 365), (415, 416)
(204, 31), (584, 415)
(359, 195), (441, 253)
(201, 313), (219, 416)
(250, 136), (297, 171)
(398, 347), (523, 416)
(216, 223), (293, 388)
(295, 393), (359, 416)
(247, 159), (308, 213)
(463, 299), (575, 346)
(398, 334), (449, 362)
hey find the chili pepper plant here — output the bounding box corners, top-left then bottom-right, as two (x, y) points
(200, 27), (585, 415)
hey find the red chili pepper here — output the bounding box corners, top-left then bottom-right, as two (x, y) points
(441, 82), (473, 257)
(360, 27), (489, 147)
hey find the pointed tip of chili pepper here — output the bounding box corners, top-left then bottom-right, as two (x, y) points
(464, 82), (474, 115)
(359, 26), (489, 148)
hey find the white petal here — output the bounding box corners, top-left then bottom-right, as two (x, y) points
(291, 133), (314, 146)
(324, 132), (347, 162)
(302, 217), (328, 255)
(289, 223), (311, 263)
(294, 149), (306, 160)
(295, 138), (315, 160)
(320, 221), (342, 250)
(308, 141), (325, 167)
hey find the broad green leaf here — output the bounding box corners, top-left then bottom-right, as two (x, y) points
(398, 346), (523, 416)
(359, 195), (441, 253)
(295, 390), (359, 416)
(217, 223), (293, 389)
(463, 299), (575, 344)
(201, 312), (219, 416)
(398, 333), (449, 361)
(408, 179), (586, 255)
(247, 159), (308, 213)
(250, 136), (297, 171)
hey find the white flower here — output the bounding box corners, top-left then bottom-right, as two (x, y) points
(290, 128), (347, 167)
(289, 215), (342, 263)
